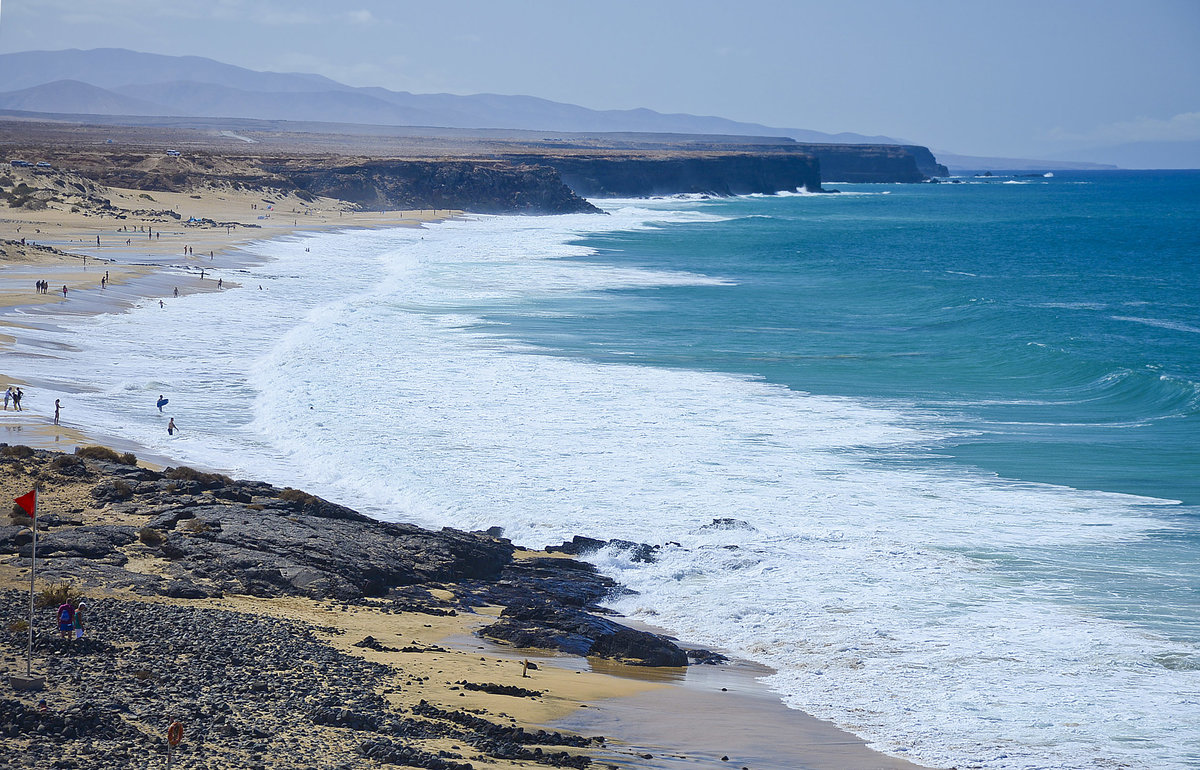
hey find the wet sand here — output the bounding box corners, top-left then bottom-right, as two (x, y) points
(556, 661), (925, 769)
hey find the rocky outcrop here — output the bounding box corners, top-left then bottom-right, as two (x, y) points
(796, 143), (943, 183)
(0, 445), (688, 668)
(511, 152), (822, 197)
(278, 160), (598, 214)
(897, 144), (949, 178)
(481, 599), (688, 667)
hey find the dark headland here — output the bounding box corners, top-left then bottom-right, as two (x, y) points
(0, 115), (945, 214)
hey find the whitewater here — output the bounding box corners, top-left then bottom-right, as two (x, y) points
(5, 183), (1199, 769)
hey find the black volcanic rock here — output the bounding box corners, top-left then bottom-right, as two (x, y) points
(30, 526), (137, 560)
(1, 446), (694, 668)
(480, 599), (688, 666)
(469, 555), (621, 610)
(547, 535), (658, 563)
(0, 592), (609, 768)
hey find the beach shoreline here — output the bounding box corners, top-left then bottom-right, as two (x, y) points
(1, 182), (931, 769)
(1, 171), (456, 454)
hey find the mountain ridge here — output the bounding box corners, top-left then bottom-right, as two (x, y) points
(0, 48), (914, 146)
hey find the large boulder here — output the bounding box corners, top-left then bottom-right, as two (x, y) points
(481, 599), (687, 667)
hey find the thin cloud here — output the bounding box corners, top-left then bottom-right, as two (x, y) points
(12, 0), (377, 28)
(1050, 111), (1200, 145)
(345, 10), (376, 25)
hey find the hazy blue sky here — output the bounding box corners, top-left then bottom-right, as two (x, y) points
(1, 0), (1197, 159)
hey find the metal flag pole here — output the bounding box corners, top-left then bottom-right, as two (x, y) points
(26, 488), (38, 677)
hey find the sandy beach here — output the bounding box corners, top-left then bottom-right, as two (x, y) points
(1, 162), (453, 448)
(0, 170), (929, 769)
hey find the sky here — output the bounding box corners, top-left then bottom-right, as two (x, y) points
(0, 0), (1198, 160)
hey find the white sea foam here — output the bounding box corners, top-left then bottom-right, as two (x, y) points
(1112, 315), (1200, 335)
(7, 198), (1199, 770)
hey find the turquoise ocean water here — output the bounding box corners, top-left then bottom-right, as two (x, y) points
(7, 170), (1198, 768)
(498, 172), (1200, 638)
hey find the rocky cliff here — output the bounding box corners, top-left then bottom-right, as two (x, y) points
(25, 140), (945, 217)
(795, 143), (943, 183)
(277, 159), (598, 214)
(509, 152), (822, 197)
(898, 144), (949, 178)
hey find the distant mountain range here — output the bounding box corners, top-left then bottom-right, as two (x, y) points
(6, 48), (1183, 170)
(0, 48), (907, 146)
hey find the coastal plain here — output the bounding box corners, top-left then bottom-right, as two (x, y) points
(1, 121), (931, 769)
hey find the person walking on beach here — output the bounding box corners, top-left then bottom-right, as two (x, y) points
(173, 287), (179, 298)
(53, 399), (61, 425)
(3, 387), (11, 411)
(217, 278), (222, 289)
(167, 418), (178, 435)
(12, 388), (23, 411)
(62, 285), (68, 298)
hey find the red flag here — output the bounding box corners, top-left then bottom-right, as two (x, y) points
(14, 490), (36, 519)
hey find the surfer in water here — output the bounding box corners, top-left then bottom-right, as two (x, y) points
(156, 395), (168, 412)
(167, 418), (178, 436)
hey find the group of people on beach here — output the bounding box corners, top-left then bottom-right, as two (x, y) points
(33, 280), (63, 295)
(3, 386), (24, 411)
(57, 600), (86, 640)
(5, 387), (64, 425)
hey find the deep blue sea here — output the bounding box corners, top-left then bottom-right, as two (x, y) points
(9, 170), (1199, 768)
